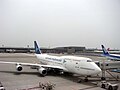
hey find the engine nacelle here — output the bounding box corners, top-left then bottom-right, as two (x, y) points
(38, 67), (47, 76)
(16, 64), (23, 71)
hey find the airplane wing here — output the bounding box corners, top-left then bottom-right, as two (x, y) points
(0, 61), (67, 71)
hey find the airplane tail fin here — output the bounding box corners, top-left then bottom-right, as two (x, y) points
(34, 41), (42, 54)
(101, 45), (109, 55)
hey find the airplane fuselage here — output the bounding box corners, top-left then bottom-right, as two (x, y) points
(105, 54), (120, 61)
(35, 54), (101, 76)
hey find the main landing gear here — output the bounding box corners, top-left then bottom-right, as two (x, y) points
(77, 77), (88, 83)
(101, 77), (106, 80)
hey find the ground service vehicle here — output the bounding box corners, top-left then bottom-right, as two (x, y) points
(98, 81), (118, 90)
(0, 82), (5, 90)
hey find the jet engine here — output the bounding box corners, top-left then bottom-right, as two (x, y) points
(16, 64), (23, 71)
(38, 67), (47, 76)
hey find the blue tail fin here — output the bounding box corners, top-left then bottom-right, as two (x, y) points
(101, 45), (109, 55)
(34, 41), (42, 54)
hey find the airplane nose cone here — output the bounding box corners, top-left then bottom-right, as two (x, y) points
(95, 67), (101, 74)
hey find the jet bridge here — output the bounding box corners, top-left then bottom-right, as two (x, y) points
(95, 61), (120, 80)
(95, 61), (120, 70)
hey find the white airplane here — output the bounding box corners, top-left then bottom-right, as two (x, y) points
(101, 45), (120, 61)
(0, 41), (101, 81)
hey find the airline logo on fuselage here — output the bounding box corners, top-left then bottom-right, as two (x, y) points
(45, 57), (62, 62)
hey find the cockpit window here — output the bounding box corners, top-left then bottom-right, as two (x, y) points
(87, 60), (92, 62)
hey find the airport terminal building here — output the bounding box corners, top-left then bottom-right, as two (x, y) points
(0, 46), (86, 54)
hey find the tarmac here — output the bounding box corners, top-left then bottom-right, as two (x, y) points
(0, 53), (120, 90)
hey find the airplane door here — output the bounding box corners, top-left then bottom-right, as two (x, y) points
(63, 59), (67, 68)
(75, 62), (80, 71)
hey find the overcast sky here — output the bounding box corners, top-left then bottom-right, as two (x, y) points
(0, 0), (120, 49)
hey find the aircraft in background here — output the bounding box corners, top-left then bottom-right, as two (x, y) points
(101, 45), (120, 61)
(0, 41), (101, 81)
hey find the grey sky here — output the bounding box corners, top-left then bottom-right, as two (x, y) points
(0, 0), (120, 49)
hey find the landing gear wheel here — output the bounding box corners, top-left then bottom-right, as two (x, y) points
(84, 78), (88, 82)
(77, 79), (82, 83)
(101, 77), (106, 80)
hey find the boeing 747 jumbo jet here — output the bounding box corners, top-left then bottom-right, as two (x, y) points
(101, 45), (120, 61)
(0, 41), (101, 81)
